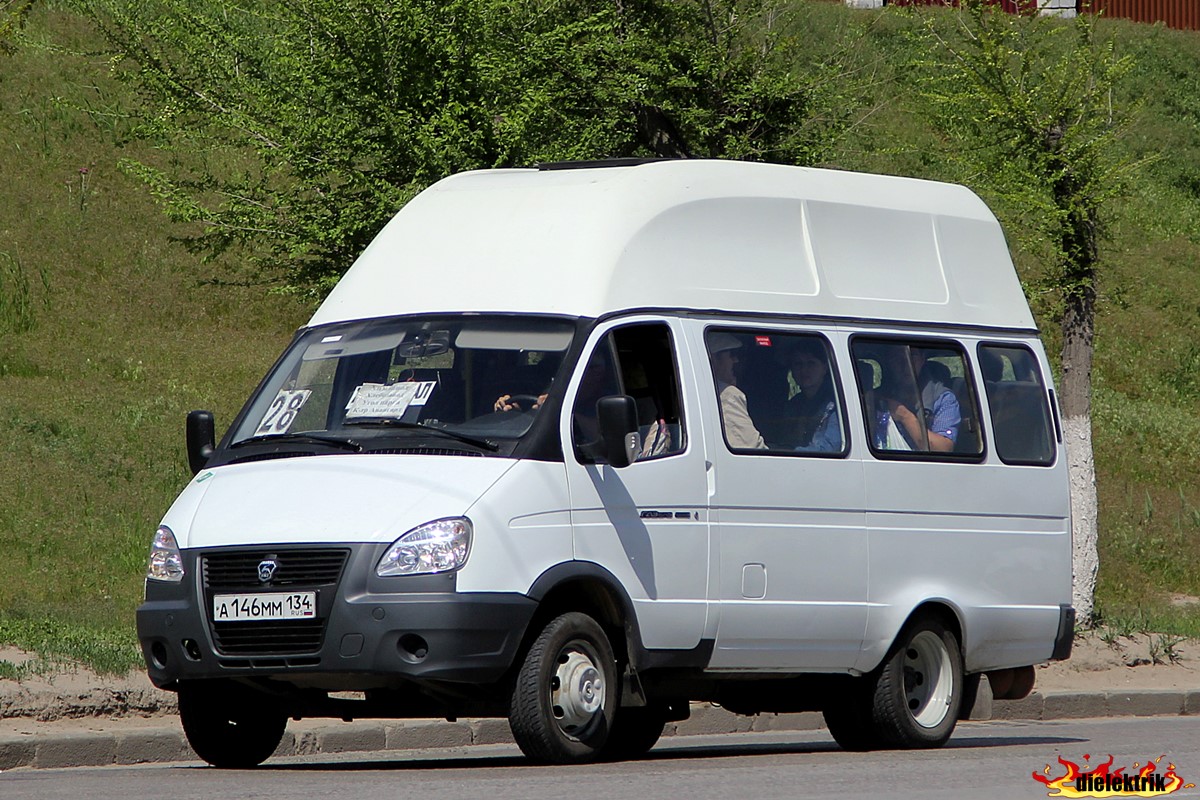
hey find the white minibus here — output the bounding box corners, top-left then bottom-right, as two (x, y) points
(137, 159), (1074, 766)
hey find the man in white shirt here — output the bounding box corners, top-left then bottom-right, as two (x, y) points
(708, 333), (766, 450)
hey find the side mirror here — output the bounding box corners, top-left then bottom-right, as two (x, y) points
(596, 395), (640, 468)
(186, 410), (216, 475)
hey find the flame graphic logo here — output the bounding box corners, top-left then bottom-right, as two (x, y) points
(1032, 754), (1195, 797)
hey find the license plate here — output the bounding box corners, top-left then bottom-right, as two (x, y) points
(212, 591), (316, 622)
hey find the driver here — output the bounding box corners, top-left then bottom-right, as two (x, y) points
(494, 391), (548, 412)
(493, 356), (561, 412)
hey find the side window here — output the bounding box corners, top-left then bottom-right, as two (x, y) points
(851, 338), (983, 458)
(573, 323), (686, 463)
(704, 329), (845, 456)
(979, 343), (1056, 465)
(571, 339), (622, 463)
(612, 325), (686, 460)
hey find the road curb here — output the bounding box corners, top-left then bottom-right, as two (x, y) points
(2, 690), (1197, 771)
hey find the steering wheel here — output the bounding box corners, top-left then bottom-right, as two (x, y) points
(500, 394), (542, 412)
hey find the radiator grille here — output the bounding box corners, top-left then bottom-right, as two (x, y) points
(202, 548), (349, 656)
(203, 549), (348, 590)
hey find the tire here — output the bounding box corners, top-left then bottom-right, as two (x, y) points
(869, 617), (963, 748)
(178, 682), (288, 768)
(822, 685), (883, 752)
(509, 612), (617, 764)
(599, 704), (668, 761)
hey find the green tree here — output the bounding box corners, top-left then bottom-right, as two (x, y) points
(918, 0), (1138, 623)
(84, 0), (858, 293)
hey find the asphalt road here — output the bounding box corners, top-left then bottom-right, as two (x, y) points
(4, 717), (1200, 800)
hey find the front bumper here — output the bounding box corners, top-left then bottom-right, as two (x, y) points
(136, 543), (536, 689)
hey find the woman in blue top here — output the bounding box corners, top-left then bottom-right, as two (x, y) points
(787, 340), (842, 453)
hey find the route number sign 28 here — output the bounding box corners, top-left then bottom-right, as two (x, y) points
(255, 390), (313, 436)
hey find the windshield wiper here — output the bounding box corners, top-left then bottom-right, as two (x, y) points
(342, 419), (499, 452)
(231, 432), (363, 452)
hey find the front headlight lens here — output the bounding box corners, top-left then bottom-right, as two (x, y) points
(146, 525), (184, 582)
(377, 518), (472, 577)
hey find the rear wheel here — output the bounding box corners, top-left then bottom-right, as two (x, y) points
(178, 681), (287, 768)
(822, 686), (883, 752)
(509, 612), (617, 763)
(870, 618), (963, 748)
(823, 617), (962, 751)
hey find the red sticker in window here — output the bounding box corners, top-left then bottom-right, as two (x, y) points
(754, 336), (772, 347)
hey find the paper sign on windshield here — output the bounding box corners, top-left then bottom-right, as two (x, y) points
(255, 389), (313, 436)
(345, 381), (437, 419)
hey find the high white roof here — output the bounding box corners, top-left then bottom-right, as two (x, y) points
(309, 160), (1035, 331)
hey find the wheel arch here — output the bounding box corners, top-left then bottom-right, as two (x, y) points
(525, 561), (647, 671)
(906, 600), (965, 650)
(858, 597), (968, 674)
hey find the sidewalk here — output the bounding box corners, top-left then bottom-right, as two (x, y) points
(4, 686), (1200, 771)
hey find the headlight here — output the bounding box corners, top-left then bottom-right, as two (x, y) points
(146, 526), (184, 582)
(377, 518), (472, 577)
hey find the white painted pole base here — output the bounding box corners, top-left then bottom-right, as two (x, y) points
(1064, 414), (1098, 622)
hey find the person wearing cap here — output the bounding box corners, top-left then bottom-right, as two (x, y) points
(708, 333), (766, 450)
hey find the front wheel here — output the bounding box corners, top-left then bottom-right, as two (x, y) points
(178, 681), (288, 768)
(508, 612), (617, 763)
(599, 704), (669, 761)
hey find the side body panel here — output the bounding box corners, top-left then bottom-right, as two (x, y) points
(695, 322), (870, 671)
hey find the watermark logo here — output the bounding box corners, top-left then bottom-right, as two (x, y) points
(1033, 754), (1194, 797)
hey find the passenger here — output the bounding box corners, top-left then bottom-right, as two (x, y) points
(916, 352), (961, 452)
(708, 333), (766, 450)
(787, 340), (842, 453)
(875, 347), (960, 453)
(980, 348), (1006, 383)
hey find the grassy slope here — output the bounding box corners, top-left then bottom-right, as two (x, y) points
(0, 7), (310, 670)
(0, 3), (1198, 672)
(1087, 22), (1200, 626)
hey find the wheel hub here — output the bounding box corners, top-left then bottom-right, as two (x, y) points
(552, 648), (605, 733)
(903, 630), (954, 728)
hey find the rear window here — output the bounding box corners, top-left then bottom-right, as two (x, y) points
(978, 344), (1056, 466)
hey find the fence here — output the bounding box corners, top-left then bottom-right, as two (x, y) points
(868, 0), (1200, 30)
(886, 1), (1037, 10)
(1085, 0), (1200, 30)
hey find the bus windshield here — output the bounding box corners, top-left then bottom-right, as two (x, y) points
(227, 315), (577, 454)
